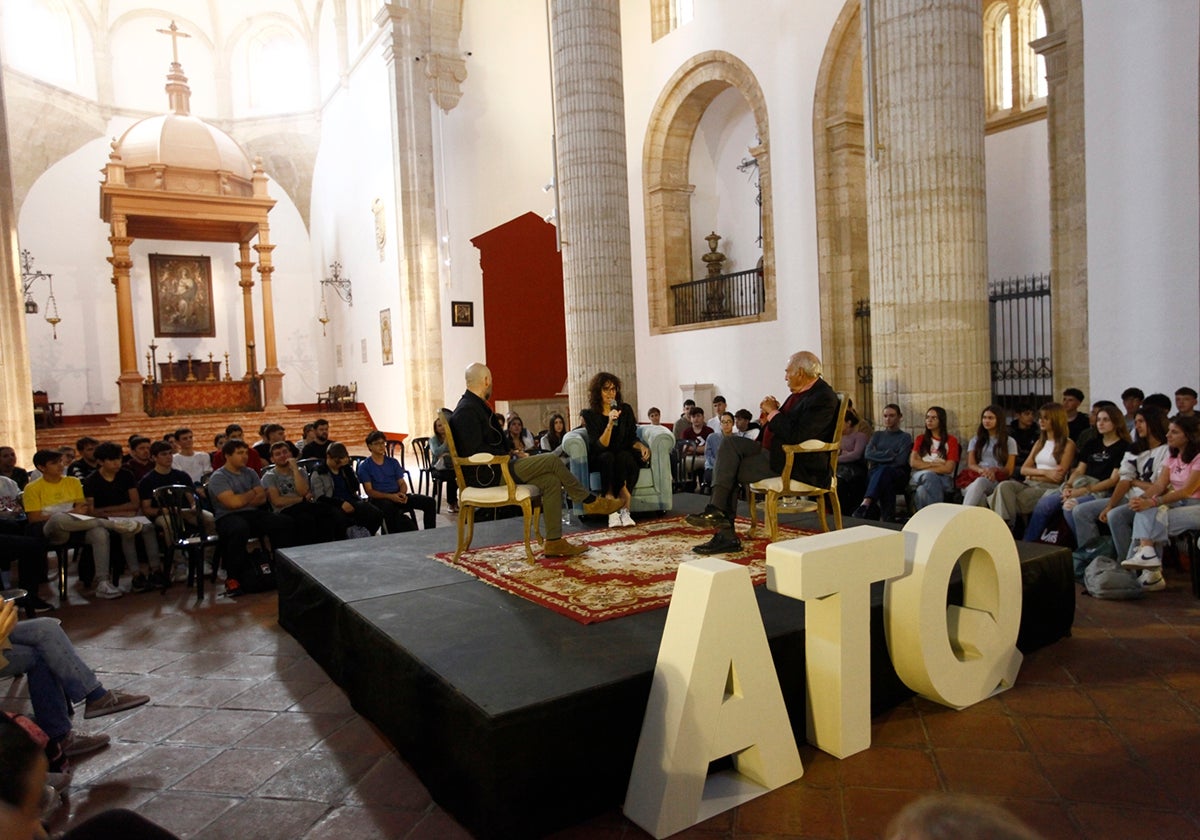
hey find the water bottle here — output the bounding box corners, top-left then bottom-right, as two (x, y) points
(561, 491), (573, 526)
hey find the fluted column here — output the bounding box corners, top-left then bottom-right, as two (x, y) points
(255, 225), (285, 409)
(378, 3), (446, 433)
(550, 0), (637, 419)
(0, 67), (35, 455)
(108, 213), (145, 416)
(237, 242), (257, 378)
(863, 0), (990, 434)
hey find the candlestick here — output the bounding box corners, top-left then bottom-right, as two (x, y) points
(206, 352), (216, 381)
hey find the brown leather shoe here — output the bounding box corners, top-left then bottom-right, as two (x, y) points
(581, 496), (623, 516)
(543, 538), (589, 558)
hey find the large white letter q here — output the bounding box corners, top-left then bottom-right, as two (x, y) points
(884, 504), (1023, 709)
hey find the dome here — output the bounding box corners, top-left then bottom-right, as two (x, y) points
(115, 113), (253, 180)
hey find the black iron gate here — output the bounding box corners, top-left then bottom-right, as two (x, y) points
(989, 273), (1052, 411)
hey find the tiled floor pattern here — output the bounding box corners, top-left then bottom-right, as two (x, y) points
(4, 534), (1199, 839)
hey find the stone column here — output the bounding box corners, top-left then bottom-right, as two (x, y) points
(862, 0), (990, 435)
(550, 0), (638, 420)
(254, 225), (285, 409)
(378, 3), (446, 433)
(0, 67), (35, 456)
(237, 242), (257, 378)
(107, 213), (146, 416)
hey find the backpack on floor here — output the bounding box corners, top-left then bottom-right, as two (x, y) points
(233, 553), (276, 594)
(1083, 556), (1143, 600)
(1072, 535), (1115, 581)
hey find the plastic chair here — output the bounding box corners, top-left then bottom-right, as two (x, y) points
(747, 392), (849, 539)
(440, 411), (542, 562)
(410, 436), (443, 509)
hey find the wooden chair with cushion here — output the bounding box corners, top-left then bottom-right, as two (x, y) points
(439, 411), (542, 562)
(747, 392), (849, 540)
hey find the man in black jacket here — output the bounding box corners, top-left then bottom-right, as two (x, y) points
(687, 351), (839, 554)
(450, 363), (622, 558)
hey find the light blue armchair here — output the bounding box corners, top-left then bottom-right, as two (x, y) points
(562, 423), (675, 514)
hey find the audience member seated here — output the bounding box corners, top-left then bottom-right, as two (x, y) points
(358, 431), (435, 532)
(678, 407), (713, 491)
(732, 408), (760, 441)
(299, 419), (333, 460)
(647, 407), (663, 426)
(120, 436), (155, 484)
(24, 449), (141, 601)
(703, 412), (735, 495)
(506, 414), (537, 454)
(853, 403), (912, 521)
(211, 425), (265, 473)
(139, 440), (217, 583)
(836, 408), (869, 512)
(171, 428), (212, 487)
(311, 442), (383, 537)
(541, 413), (568, 452)
(907, 406), (960, 511)
(207, 439), (293, 596)
(1107, 414), (1200, 591)
(673, 400), (696, 443)
(990, 402), (1077, 531)
(1073, 406), (1168, 551)
(1175, 386), (1197, 418)
(429, 414), (458, 514)
(0, 477), (54, 612)
(0, 707), (182, 840)
(1121, 387), (1144, 436)
(960, 405), (1015, 507)
(580, 373), (648, 527)
(1007, 404), (1038, 479)
(261, 442), (335, 544)
(0, 601), (151, 773)
(0, 447), (30, 490)
(1062, 387), (1089, 442)
(707, 396), (728, 434)
(66, 437), (99, 480)
(253, 423), (299, 462)
(1022, 403), (1129, 542)
(84, 442), (162, 594)
(296, 423), (317, 454)
(209, 433), (226, 464)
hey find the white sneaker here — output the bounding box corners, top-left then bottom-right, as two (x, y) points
(619, 508), (635, 527)
(1121, 547), (1162, 570)
(1138, 569), (1166, 591)
(106, 519), (142, 534)
(94, 580), (123, 599)
(170, 564), (189, 583)
(608, 511), (621, 528)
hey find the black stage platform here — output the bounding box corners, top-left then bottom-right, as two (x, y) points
(277, 496), (1076, 838)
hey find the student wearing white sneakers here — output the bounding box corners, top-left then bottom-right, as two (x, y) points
(1110, 415), (1200, 591)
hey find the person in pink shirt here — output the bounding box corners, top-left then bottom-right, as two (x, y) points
(1111, 415), (1200, 590)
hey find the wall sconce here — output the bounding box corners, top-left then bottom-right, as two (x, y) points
(20, 249), (61, 339)
(321, 261), (352, 306)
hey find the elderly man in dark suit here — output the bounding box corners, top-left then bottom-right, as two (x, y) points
(687, 350), (839, 554)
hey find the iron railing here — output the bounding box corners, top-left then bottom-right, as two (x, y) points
(988, 273), (1052, 411)
(670, 268), (764, 326)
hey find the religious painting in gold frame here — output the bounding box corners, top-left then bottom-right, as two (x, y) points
(149, 253), (216, 338)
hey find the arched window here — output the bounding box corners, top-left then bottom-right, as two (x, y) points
(650, 0), (694, 42)
(984, 0), (1047, 130)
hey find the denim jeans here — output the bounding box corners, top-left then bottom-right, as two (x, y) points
(1070, 496), (1114, 548)
(0, 618), (103, 740)
(908, 470), (953, 511)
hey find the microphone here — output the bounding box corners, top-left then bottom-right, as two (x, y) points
(610, 401), (618, 412)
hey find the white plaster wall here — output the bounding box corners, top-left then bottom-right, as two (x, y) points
(1084, 0), (1200, 401)
(437, 0), (557, 403)
(689, 87), (761, 277)
(622, 0), (846, 417)
(308, 41), (409, 431)
(984, 120), (1050, 279)
(18, 121), (317, 417)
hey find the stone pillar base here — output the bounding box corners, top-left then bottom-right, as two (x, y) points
(117, 373), (148, 418)
(261, 369), (285, 410)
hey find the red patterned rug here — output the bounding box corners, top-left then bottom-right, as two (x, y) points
(432, 516), (816, 624)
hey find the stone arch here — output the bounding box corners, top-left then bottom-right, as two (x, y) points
(643, 50), (774, 334)
(812, 0), (1086, 416)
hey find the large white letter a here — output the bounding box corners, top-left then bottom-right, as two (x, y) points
(623, 558), (803, 839)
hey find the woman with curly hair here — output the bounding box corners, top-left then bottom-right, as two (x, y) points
(580, 372), (649, 527)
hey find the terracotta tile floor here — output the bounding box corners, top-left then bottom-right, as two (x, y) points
(4, 542), (1199, 839)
